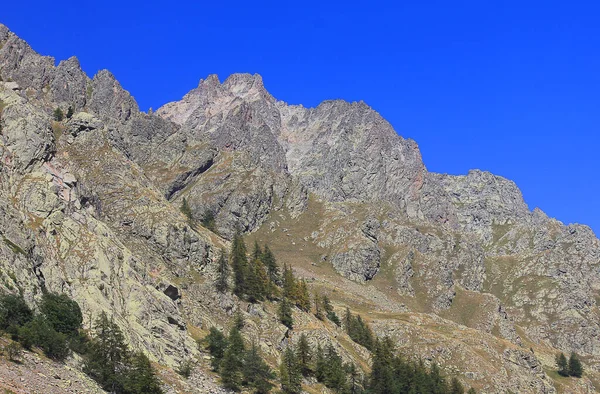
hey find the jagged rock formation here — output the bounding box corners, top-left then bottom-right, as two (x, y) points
(1, 22), (599, 393)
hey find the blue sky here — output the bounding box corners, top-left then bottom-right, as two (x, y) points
(2, 1), (599, 233)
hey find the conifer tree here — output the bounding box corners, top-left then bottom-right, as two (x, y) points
(345, 363), (362, 394)
(262, 245), (281, 285)
(314, 344), (327, 383)
(282, 264), (297, 300)
(84, 312), (130, 393)
(568, 352), (583, 378)
(231, 233), (249, 297)
(295, 333), (312, 376)
(369, 337), (397, 394)
(556, 352), (568, 377)
(233, 310), (245, 331)
(295, 279), (311, 312)
(66, 105), (74, 119)
(322, 295), (340, 326)
(278, 297), (294, 329)
(216, 250), (229, 293)
(280, 346), (302, 394)
(53, 107), (64, 121)
(467, 388), (477, 394)
(324, 344), (347, 392)
(252, 241), (263, 261)
(243, 342), (275, 394)
(450, 377), (465, 394)
(314, 293), (324, 320)
(220, 326), (245, 391)
(122, 351), (163, 394)
(205, 327), (228, 371)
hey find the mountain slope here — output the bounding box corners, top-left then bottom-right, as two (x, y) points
(0, 22), (599, 393)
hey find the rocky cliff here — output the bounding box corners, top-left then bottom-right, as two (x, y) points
(0, 22), (599, 393)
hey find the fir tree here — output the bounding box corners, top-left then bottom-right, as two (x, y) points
(295, 333), (312, 376)
(568, 352), (583, 378)
(216, 250), (229, 293)
(220, 326), (245, 391)
(66, 105), (74, 119)
(262, 245), (281, 285)
(122, 351), (163, 394)
(231, 233), (249, 297)
(84, 312), (130, 393)
(252, 241), (263, 261)
(280, 346), (302, 394)
(345, 363), (362, 394)
(314, 344), (327, 383)
(322, 296), (340, 326)
(295, 279), (311, 312)
(205, 327), (228, 371)
(369, 337), (397, 394)
(314, 293), (324, 320)
(324, 344), (347, 392)
(282, 264), (297, 301)
(233, 310), (245, 331)
(450, 377), (465, 394)
(556, 352), (568, 377)
(242, 342), (275, 394)
(278, 297), (294, 329)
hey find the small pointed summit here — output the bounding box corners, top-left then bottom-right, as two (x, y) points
(199, 74), (220, 88)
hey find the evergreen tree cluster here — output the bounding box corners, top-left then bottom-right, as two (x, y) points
(279, 333), (363, 394)
(344, 308), (375, 351)
(0, 293), (162, 394)
(0, 292), (83, 361)
(368, 336), (476, 394)
(231, 236), (279, 303)
(556, 352), (583, 378)
(84, 312), (163, 394)
(204, 325), (274, 393)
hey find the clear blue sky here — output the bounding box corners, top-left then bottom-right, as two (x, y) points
(3, 1), (599, 234)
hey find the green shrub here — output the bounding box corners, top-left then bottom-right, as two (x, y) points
(0, 294), (33, 334)
(18, 316), (69, 360)
(40, 292), (83, 335)
(53, 108), (64, 122)
(4, 341), (22, 362)
(176, 359), (194, 378)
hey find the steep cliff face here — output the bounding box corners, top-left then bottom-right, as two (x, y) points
(1, 22), (600, 393)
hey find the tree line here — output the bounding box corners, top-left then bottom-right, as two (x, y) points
(209, 236), (478, 393)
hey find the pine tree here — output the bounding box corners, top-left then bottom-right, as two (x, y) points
(345, 363), (362, 394)
(233, 310), (245, 331)
(122, 351), (163, 394)
(322, 296), (340, 326)
(66, 105), (74, 119)
(262, 245), (281, 285)
(205, 327), (228, 371)
(556, 352), (568, 377)
(314, 293), (324, 320)
(369, 337), (397, 394)
(278, 297), (294, 329)
(231, 233), (249, 297)
(282, 264), (297, 301)
(252, 241), (263, 261)
(450, 377), (465, 394)
(280, 346), (302, 394)
(242, 342), (274, 394)
(220, 326), (245, 391)
(216, 249), (229, 293)
(295, 333), (312, 376)
(568, 352), (583, 378)
(84, 312), (130, 393)
(467, 388), (477, 394)
(295, 280), (311, 312)
(314, 344), (327, 383)
(324, 344), (347, 391)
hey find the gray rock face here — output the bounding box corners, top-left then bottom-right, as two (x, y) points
(2, 21), (600, 392)
(50, 56), (90, 111)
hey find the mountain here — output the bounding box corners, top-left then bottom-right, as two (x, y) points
(0, 22), (599, 393)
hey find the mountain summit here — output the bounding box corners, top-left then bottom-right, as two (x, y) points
(0, 23), (598, 393)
